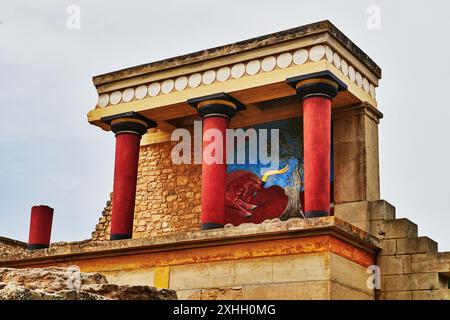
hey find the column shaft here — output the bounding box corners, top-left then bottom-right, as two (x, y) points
(188, 93), (244, 230)
(303, 96), (331, 217)
(201, 116), (228, 229)
(110, 132), (141, 239)
(101, 112), (156, 241)
(287, 71), (345, 218)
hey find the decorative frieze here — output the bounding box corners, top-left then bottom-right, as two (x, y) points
(96, 44), (377, 108)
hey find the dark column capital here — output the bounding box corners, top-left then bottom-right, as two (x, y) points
(287, 70), (347, 101)
(101, 112), (157, 136)
(188, 92), (245, 119)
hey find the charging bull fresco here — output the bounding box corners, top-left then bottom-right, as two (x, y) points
(225, 118), (307, 226)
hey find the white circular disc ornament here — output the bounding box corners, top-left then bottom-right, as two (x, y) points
(355, 72), (363, 87)
(333, 53), (341, 70)
(246, 59), (261, 75)
(175, 76), (188, 91)
(216, 67), (231, 82)
(261, 56), (276, 72)
(202, 70), (216, 85)
(110, 91), (122, 105)
(341, 60), (349, 76)
(135, 85), (148, 100)
(98, 94), (109, 107)
(122, 88), (134, 103)
(188, 73), (202, 88)
(161, 79), (175, 94)
(277, 52), (292, 69)
(325, 46), (334, 63)
(362, 78), (370, 93)
(231, 63), (245, 79)
(293, 49), (308, 65)
(148, 82), (161, 97)
(309, 45), (325, 62)
(348, 66), (356, 82)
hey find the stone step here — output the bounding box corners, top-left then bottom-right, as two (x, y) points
(412, 289), (450, 300)
(334, 200), (396, 224)
(411, 252), (450, 273)
(396, 237), (438, 255)
(380, 272), (441, 291)
(376, 218), (418, 239)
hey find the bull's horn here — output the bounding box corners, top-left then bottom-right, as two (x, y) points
(261, 164), (289, 183)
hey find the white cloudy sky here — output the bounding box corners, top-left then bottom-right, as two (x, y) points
(1, 0), (449, 250)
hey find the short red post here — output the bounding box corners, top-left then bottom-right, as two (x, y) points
(28, 205), (53, 250)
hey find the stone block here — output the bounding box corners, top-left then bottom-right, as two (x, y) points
(169, 261), (235, 290)
(330, 253), (373, 294)
(379, 239), (397, 256)
(330, 281), (374, 300)
(378, 290), (413, 300)
(378, 255), (412, 275)
(368, 200), (396, 220)
(396, 237), (438, 255)
(412, 252), (450, 273)
(242, 281), (330, 300)
(377, 219), (418, 239)
(234, 257), (273, 285)
(102, 268), (154, 287)
(334, 200), (395, 224)
(272, 252), (329, 283)
(381, 273), (440, 291)
(412, 289), (450, 300)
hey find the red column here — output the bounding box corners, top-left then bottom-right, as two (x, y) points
(28, 205), (53, 250)
(303, 96), (331, 217)
(289, 74), (343, 218)
(110, 132), (142, 239)
(188, 94), (242, 230)
(201, 116), (229, 229)
(102, 112), (156, 240)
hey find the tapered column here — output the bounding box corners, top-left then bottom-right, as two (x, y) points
(188, 93), (244, 230)
(28, 205), (53, 250)
(102, 112), (156, 240)
(288, 72), (346, 218)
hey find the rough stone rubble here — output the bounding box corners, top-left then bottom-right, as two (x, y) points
(0, 267), (177, 300)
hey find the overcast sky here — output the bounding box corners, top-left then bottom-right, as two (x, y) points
(1, 0), (449, 250)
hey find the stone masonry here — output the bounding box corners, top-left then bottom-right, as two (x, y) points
(0, 267), (177, 300)
(0, 237), (27, 258)
(92, 142), (201, 240)
(335, 200), (450, 300)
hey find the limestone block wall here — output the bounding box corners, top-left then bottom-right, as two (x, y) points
(173, 252), (374, 300)
(91, 142), (201, 240)
(335, 200), (450, 300)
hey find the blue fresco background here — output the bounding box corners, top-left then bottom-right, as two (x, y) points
(227, 118), (304, 189)
(227, 117), (334, 190)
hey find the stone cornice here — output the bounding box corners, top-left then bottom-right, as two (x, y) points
(92, 20), (381, 87)
(87, 21), (381, 133)
(93, 43), (378, 109)
(0, 217), (380, 267)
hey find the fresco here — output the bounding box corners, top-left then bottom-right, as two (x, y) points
(225, 118), (306, 226)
